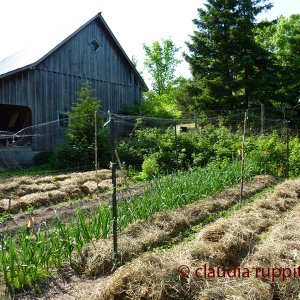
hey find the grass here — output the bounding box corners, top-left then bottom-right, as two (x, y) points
(0, 164), (98, 179)
(0, 212), (12, 225)
(0, 165), (55, 179)
(0, 159), (261, 292)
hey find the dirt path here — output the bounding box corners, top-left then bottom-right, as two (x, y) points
(0, 184), (145, 234)
(9, 268), (105, 300)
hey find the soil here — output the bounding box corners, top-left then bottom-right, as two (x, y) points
(0, 184), (145, 234)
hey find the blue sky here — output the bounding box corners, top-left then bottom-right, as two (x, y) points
(0, 0), (299, 83)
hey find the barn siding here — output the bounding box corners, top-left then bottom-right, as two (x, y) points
(0, 14), (146, 152)
(37, 20), (134, 86)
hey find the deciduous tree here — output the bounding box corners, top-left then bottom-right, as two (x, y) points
(257, 14), (300, 105)
(143, 39), (181, 95)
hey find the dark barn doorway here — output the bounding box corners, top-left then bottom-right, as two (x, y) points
(0, 104), (32, 146)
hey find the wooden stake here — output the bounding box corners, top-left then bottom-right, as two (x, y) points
(174, 119), (179, 172)
(95, 111), (99, 193)
(261, 103), (265, 134)
(110, 115), (118, 264)
(240, 110), (248, 203)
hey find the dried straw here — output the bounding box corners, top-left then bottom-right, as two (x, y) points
(92, 178), (300, 300)
(0, 169), (117, 212)
(78, 175), (274, 278)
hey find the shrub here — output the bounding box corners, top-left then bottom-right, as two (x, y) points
(289, 137), (300, 178)
(52, 81), (110, 170)
(248, 132), (286, 176)
(141, 154), (160, 179)
(51, 142), (78, 169)
(115, 119), (299, 179)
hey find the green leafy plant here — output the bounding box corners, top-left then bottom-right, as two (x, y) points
(141, 154), (160, 179)
(51, 81), (110, 170)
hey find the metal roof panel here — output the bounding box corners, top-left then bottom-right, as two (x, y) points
(0, 13), (148, 90)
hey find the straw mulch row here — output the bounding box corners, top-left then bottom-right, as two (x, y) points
(76, 175), (274, 277)
(0, 169), (120, 213)
(198, 203), (300, 300)
(86, 178), (300, 300)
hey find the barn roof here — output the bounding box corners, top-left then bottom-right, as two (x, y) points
(0, 13), (148, 90)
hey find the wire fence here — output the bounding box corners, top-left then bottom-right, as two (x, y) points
(0, 105), (299, 173)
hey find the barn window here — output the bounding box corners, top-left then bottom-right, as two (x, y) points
(90, 38), (101, 52)
(58, 113), (69, 127)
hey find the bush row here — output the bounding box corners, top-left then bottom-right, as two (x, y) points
(117, 125), (300, 179)
(38, 123), (300, 179)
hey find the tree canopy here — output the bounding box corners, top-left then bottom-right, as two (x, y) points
(141, 39), (182, 118)
(256, 14), (300, 105)
(184, 0), (275, 111)
(143, 39), (181, 95)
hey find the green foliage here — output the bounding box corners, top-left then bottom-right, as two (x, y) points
(247, 132), (286, 176)
(52, 81), (110, 170)
(184, 0), (274, 111)
(51, 141), (77, 169)
(118, 122), (300, 178)
(66, 81), (101, 145)
(118, 124), (242, 172)
(143, 39), (181, 95)
(142, 91), (182, 118)
(141, 38), (183, 118)
(141, 154), (160, 179)
(256, 14), (300, 105)
(288, 137), (300, 177)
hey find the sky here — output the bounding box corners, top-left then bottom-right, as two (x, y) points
(0, 0), (299, 84)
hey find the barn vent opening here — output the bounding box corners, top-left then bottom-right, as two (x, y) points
(0, 104), (32, 146)
(90, 37), (101, 51)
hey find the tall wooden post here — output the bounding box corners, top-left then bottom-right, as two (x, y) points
(240, 110), (248, 203)
(282, 107), (289, 179)
(95, 111), (99, 193)
(194, 110), (198, 130)
(110, 115), (118, 263)
(261, 104), (265, 134)
(174, 119), (179, 172)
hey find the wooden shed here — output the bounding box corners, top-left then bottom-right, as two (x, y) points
(0, 13), (148, 151)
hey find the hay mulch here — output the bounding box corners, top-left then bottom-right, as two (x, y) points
(198, 200), (300, 299)
(0, 170), (121, 213)
(76, 175), (274, 277)
(86, 178), (300, 300)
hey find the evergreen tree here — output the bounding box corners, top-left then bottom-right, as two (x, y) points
(185, 0), (274, 111)
(52, 81), (110, 169)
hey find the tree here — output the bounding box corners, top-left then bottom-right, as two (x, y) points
(67, 81), (101, 147)
(141, 39), (182, 118)
(143, 39), (181, 95)
(52, 81), (110, 169)
(257, 15), (300, 105)
(184, 0), (274, 111)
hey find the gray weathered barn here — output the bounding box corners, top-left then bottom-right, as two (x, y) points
(0, 13), (147, 153)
